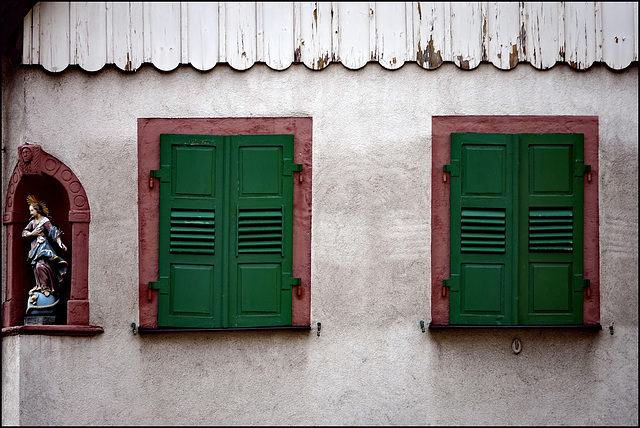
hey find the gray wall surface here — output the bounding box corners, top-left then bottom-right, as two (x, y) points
(2, 60), (638, 426)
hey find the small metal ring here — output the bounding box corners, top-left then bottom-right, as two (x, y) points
(511, 338), (522, 354)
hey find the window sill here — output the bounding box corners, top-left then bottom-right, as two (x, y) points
(1, 325), (104, 337)
(428, 322), (602, 331)
(137, 325), (311, 334)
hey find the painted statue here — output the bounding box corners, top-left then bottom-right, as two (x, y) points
(22, 195), (68, 316)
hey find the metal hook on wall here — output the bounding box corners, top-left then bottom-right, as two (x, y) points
(511, 338), (522, 354)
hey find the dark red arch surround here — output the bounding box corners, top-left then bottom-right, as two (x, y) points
(2, 144), (102, 336)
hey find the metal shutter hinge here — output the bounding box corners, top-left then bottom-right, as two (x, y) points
(575, 161), (592, 182)
(584, 164), (592, 182)
(442, 279), (450, 297)
(293, 163), (304, 183)
(443, 160), (459, 182)
(290, 277), (302, 296)
(150, 167), (170, 188)
(148, 281), (160, 301)
(284, 160), (303, 182)
(149, 169), (160, 188)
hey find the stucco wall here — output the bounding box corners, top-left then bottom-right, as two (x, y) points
(1, 60), (638, 425)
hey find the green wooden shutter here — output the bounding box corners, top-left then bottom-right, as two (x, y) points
(448, 133), (517, 325)
(153, 134), (297, 328)
(448, 132), (586, 326)
(227, 135), (296, 327)
(155, 134), (225, 328)
(517, 134), (585, 325)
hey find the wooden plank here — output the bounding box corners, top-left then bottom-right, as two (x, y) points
(293, 1), (302, 63)
(369, 2), (376, 61)
(22, 9), (33, 65)
(564, 2), (597, 70)
(299, 1), (332, 69)
(181, 2), (189, 64)
(31, 3), (40, 65)
(112, 2), (144, 71)
(601, 2), (635, 69)
(450, 1), (482, 69)
(635, 2), (639, 61)
(263, 2), (294, 70)
(594, 1), (603, 63)
(148, 2), (181, 71)
(224, 2), (256, 70)
(219, 1), (226, 63)
(331, 1), (339, 62)
(518, 2), (527, 62)
(39, 2), (70, 72)
(130, 2), (145, 70)
(106, 2), (114, 64)
(523, 2), (559, 70)
(375, 2), (407, 69)
(480, 2), (488, 61)
(256, 1), (264, 62)
(405, 2), (414, 62)
(73, 2), (107, 72)
(485, 2), (520, 69)
(142, 2), (152, 63)
(336, 2), (370, 69)
(110, 2), (126, 69)
(444, 2), (452, 63)
(69, 2), (77, 64)
(414, 2), (446, 69)
(186, 2), (219, 71)
(557, 1), (565, 61)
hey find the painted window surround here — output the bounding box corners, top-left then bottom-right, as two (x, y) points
(2, 144), (103, 337)
(137, 118), (312, 330)
(430, 116), (600, 328)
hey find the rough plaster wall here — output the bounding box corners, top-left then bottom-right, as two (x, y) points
(1, 337), (20, 425)
(1, 62), (638, 426)
(1, 57), (26, 305)
(1, 59), (25, 427)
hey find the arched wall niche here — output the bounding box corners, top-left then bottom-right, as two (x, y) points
(3, 143), (92, 329)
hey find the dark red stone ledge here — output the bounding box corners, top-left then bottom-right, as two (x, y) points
(1, 324), (104, 337)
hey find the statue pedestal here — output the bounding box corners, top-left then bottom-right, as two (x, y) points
(24, 315), (58, 325)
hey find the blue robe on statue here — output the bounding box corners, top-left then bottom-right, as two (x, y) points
(23, 217), (68, 296)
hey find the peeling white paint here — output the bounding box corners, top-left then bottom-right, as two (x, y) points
(22, 1), (639, 73)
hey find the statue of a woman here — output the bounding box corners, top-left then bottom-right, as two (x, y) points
(22, 195), (68, 315)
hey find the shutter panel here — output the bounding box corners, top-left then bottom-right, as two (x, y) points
(227, 135), (295, 327)
(449, 133), (517, 325)
(518, 134), (585, 325)
(156, 134), (224, 328)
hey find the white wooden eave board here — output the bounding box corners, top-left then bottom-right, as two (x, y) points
(21, 1), (639, 73)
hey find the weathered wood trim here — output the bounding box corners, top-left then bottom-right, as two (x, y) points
(19, 2), (640, 72)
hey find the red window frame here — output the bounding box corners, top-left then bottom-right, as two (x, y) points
(430, 116), (600, 327)
(137, 118), (312, 329)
